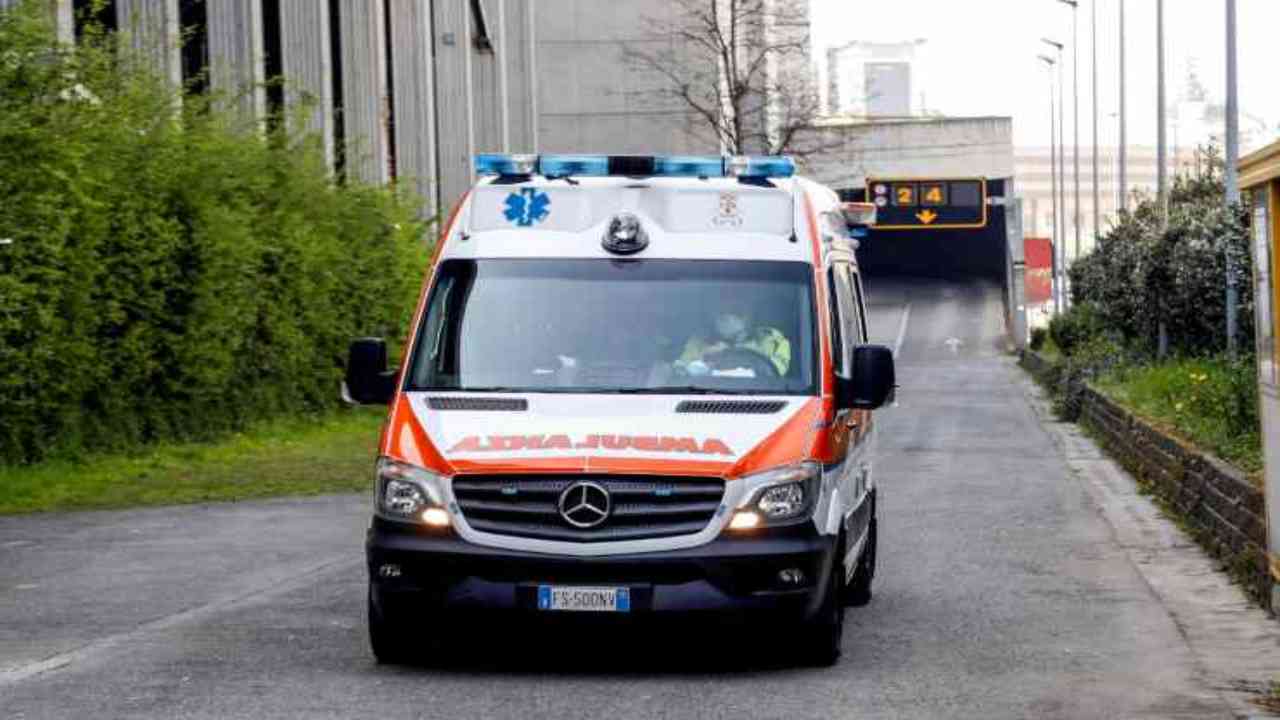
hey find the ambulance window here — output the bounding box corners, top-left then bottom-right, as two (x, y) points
(831, 264), (857, 375)
(407, 259), (818, 395)
(827, 268), (845, 376)
(848, 269), (869, 343)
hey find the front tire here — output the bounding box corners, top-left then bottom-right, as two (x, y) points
(368, 584), (415, 665)
(796, 538), (845, 667)
(846, 503), (877, 608)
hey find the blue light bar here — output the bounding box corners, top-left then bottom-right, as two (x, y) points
(538, 154), (610, 177)
(652, 156), (726, 177)
(475, 153), (536, 175)
(729, 156), (796, 178)
(473, 154), (795, 179)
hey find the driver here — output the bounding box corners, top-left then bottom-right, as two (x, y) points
(676, 297), (791, 377)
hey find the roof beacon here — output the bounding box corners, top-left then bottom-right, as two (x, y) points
(474, 154), (795, 180)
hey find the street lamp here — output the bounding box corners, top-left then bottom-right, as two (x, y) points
(1039, 54), (1062, 316)
(1042, 37), (1067, 309)
(1090, 0), (1099, 244)
(1118, 0), (1127, 212)
(1056, 0), (1080, 264)
(1225, 0), (1240, 356)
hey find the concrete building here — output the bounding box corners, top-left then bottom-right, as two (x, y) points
(825, 39), (927, 118)
(1015, 144), (1200, 259)
(534, 0), (814, 156)
(3, 0), (539, 217)
(805, 116), (1014, 192)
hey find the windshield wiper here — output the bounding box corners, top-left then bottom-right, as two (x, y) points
(610, 385), (728, 395)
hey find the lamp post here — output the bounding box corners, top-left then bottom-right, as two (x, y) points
(1043, 37), (1067, 308)
(1225, 0), (1240, 356)
(1057, 0), (1080, 264)
(1090, 0), (1099, 244)
(1118, 0), (1127, 211)
(1157, 0), (1167, 223)
(1039, 54), (1062, 315)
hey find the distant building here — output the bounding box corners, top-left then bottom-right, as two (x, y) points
(535, 0), (813, 156)
(824, 39), (927, 118)
(4, 0), (540, 216)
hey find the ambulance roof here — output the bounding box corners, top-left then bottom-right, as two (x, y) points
(444, 171), (826, 264)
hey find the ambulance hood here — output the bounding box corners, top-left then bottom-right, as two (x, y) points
(391, 392), (821, 476)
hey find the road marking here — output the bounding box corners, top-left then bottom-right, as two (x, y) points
(944, 337), (964, 354)
(892, 303), (912, 357)
(0, 554), (359, 687)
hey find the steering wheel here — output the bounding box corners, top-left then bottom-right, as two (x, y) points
(704, 347), (780, 379)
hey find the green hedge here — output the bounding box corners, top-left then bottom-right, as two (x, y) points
(1068, 147), (1253, 356)
(0, 4), (429, 465)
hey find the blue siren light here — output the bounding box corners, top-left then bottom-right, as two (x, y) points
(538, 155), (610, 177)
(473, 154), (795, 179)
(652, 156), (728, 177)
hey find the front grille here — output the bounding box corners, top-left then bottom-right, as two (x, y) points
(675, 400), (787, 414)
(452, 474), (726, 542)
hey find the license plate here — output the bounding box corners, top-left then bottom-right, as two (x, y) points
(537, 586), (631, 612)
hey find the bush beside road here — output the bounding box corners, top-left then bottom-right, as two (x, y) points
(0, 4), (428, 468)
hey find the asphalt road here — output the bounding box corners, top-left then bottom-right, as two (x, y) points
(1, 276), (1274, 719)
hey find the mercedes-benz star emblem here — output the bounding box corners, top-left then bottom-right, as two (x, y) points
(558, 482), (611, 529)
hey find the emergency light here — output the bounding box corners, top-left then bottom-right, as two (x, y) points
(474, 153), (795, 179)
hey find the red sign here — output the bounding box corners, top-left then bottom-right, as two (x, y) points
(1025, 237), (1053, 304)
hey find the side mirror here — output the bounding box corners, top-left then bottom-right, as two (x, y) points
(839, 345), (896, 410)
(841, 201), (877, 231)
(344, 337), (397, 405)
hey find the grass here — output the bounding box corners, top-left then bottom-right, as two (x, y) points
(0, 408), (386, 515)
(1095, 357), (1264, 481)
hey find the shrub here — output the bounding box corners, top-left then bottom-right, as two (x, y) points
(1068, 146), (1253, 358)
(1029, 327), (1048, 352)
(1047, 303), (1104, 356)
(0, 3), (430, 465)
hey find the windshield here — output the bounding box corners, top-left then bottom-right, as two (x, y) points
(406, 259), (816, 395)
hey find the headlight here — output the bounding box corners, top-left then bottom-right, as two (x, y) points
(729, 462), (820, 529)
(375, 457), (449, 526)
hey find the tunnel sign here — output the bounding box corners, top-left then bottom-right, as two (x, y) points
(868, 178), (988, 230)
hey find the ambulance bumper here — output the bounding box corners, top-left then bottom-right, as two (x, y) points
(366, 517), (837, 620)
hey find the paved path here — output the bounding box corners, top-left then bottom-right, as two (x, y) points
(2, 277), (1278, 719)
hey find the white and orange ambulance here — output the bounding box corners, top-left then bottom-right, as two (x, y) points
(344, 154), (896, 666)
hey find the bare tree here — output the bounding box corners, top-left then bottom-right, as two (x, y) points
(625, 0), (835, 159)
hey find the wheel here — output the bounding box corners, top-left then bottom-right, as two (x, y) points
(845, 511), (877, 608)
(796, 537), (845, 667)
(368, 583), (415, 665)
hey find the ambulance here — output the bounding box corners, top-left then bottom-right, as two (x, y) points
(344, 154), (896, 666)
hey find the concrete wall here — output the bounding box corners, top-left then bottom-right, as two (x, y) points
(805, 116), (1015, 191)
(535, 0), (705, 154)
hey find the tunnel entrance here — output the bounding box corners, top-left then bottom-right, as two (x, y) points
(840, 178), (1009, 282)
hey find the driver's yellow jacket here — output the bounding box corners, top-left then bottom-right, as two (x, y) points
(677, 327), (791, 376)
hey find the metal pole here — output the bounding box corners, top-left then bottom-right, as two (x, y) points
(1042, 56), (1062, 315)
(1118, 0), (1127, 211)
(1156, 0), (1167, 222)
(1071, 2), (1080, 262)
(1043, 37), (1067, 310)
(1225, 0), (1240, 355)
(1090, 0), (1099, 244)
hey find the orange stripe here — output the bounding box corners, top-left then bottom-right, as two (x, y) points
(450, 456), (733, 477)
(383, 395), (454, 475)
(728, 397), (825, 475)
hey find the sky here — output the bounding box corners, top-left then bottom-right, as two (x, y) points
(810, 0), (1280, 154)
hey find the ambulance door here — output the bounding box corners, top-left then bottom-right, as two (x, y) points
(828, 260), (869, 558)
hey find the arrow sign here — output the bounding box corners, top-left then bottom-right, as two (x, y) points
(944, 337), (963, 354)
(916, 209), (938, 224)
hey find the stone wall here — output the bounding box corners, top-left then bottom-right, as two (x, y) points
(1020, 351), (1272, 610)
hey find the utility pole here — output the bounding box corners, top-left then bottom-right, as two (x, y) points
(1156, 0), (1167, 222)
(1091, 0), (1099, 243)
(1156, 0), (1168, 358)
(1225, 0), (1240, 356)
(1118, 0), (1127, 211)
(1057, 0), (1080, 264)
(1043, 37), (1067, 310)
(1040, 54), (1062, 315)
